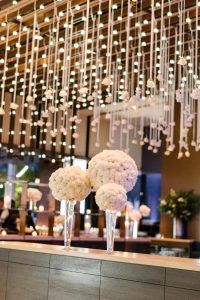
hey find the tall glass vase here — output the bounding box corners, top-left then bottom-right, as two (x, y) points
(173, 217), (184, 238)
(64, 200), (76, 249)
(131, 220), (139, 238)
(29, 200), (37, 211)
(106, 210), (117, 253)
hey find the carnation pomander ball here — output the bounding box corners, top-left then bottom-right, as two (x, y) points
(27, 188), (42, 202)
(88, 150), (138, 192)
(49, 166), (91, 201)
(129, 210), (142, 222)
(95, 183), (127, 212)
(139, 204), (151, 217)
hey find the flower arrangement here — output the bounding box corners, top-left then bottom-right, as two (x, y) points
(126, 201), (151, 218)
(160, 189), (200, 221)
(27, 188), (42, 202)
(49, 166), (91, 201)
(88, 150), (138, 192)
(95, 183), (127, 212)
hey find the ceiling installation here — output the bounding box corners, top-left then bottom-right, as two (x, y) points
(0, 0), (199, 162)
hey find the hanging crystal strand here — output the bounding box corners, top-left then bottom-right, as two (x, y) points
(119, 116), (123, 150)
(60, 0), (69, 99)
(52, 13), (60, 139)
(88, 13), (95, 99)
(177, 1), (184, 158)
(27, 6), (37, 101)
(170, 28), (178, 154)
(0, 19), (9, 113)
(112, 64), (118, 145)
(130, 49), (135, 97)
(29, 25), (40, 156)
(12, 19), (22, 107)
(94, 1), (102, 148)
(39, 49), (48, 158)
(139, 53), (145, 145)
(159, 0), (164, 93)
(65, 10), (74, 102)
(195, 0), (200, 147)
(81, 0), (90, 93)
(108, 62), (115, 148)
(108, 3), (114, 102)
(124, 0), (131, 94)
(32, 28), (40, 107)
(45, 29), (52, 102)
(20, 28), (30, 122)
(166, 4), (174, 153)
(41, 47), (48, 114)
(150, 20), (158, 153)
(147, 0), (155, 85)
(104, 0), (112, 89)
(80, 13), (86, 90)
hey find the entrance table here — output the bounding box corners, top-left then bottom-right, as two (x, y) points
(0, 242), (199, 300)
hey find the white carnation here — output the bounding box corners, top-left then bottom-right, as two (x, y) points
(27, 188), (42, 202)
(88, 150), (138, 192)
(49, 166), (91, 201)
(95, 183), (127, 212)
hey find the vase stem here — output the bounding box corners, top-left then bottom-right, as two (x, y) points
(64, 200), (76, 249)
(106, 211), (117, 253)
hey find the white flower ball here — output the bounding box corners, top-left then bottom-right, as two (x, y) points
(49, 166), (91, 201)
(129, 210), (142, 222)
(27, 188), (42, 202)
(139, 205), (151, 217)
(95, 183), (127, 212)
(88, 150), (138, 192)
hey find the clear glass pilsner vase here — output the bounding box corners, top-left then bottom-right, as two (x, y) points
(29, 200), (37, 211)
(64, 200), (76, 249)
(131, 220), (139, 239)
(106, 210), (117, 253)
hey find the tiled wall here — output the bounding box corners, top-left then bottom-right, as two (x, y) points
(0, 248), (200, 300)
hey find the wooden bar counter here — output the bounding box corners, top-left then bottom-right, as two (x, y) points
(0, 242), (200, 300)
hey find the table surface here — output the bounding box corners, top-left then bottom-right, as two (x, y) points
(0, 241), (200, 272)
(0, 234), (150, 242)
(151, 237), (194, 244)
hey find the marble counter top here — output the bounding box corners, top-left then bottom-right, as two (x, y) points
(0, 241), (199, 272)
